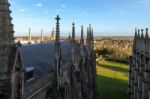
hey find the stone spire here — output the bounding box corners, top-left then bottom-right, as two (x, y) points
(68, 32), (71, 39)
(0, 0), (15, 97)
(87, 24), (93, 44)
(145, 28), (149, 54)
(89, 24), (92, 40)
(86, 24), (93, 56)
(71, 22), (76, 67)
(28, 28), (32, 44)
(86, 27), (89, 44)
(55, 15), (60, 43)
(145, 28), (149, 39)
(141, 29), (144, 39)
(134, 28), (137, 42)
(41, 29), (43, 42)
(72, 22), (75, 42)
(80, 25), (86, 62)
(91, 28), (94, 40)
(133, 28), (137, 52)
(55, 15), (61, 79)
(137, 29), (140, 39)
(91, 28), (94, 50)
(135, 28), (137, 38)
(80, 25), (84, 44)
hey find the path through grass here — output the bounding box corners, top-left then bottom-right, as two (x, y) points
(97, 60), (129, 99)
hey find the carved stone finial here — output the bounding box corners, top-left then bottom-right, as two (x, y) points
(55, 15), (60, 21)
(55, 15), (61, 42)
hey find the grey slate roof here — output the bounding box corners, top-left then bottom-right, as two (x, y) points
(61, 40), (72, 62)
(18, 40), (74, 84)
(19, 43), (55, 78)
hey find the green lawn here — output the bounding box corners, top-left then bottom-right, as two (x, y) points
(97, 60), (130, 99)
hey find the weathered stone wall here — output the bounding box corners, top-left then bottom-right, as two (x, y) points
(0, 0), (14, 97)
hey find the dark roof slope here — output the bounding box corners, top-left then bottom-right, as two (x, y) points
(18, 40), (73, 82)
(19, 43), (55, 78)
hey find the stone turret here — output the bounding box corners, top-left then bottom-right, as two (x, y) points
(54, 15), (61, 85)
(0, 0), (15, 97)
(28, 28), (31, 44)
(41, 29), (43, 42)
(50, 27), (56, 41)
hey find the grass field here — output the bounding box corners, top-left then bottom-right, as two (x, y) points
(97, 60), (130, 99)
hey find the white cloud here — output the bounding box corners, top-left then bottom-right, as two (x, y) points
(18, 9), (26, 12)
(35, 3), (43, 7)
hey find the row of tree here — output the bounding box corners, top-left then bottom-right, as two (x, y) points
(95, 47), (131, 59)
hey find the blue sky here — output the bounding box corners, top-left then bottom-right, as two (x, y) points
(9, 0), (150, 36)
